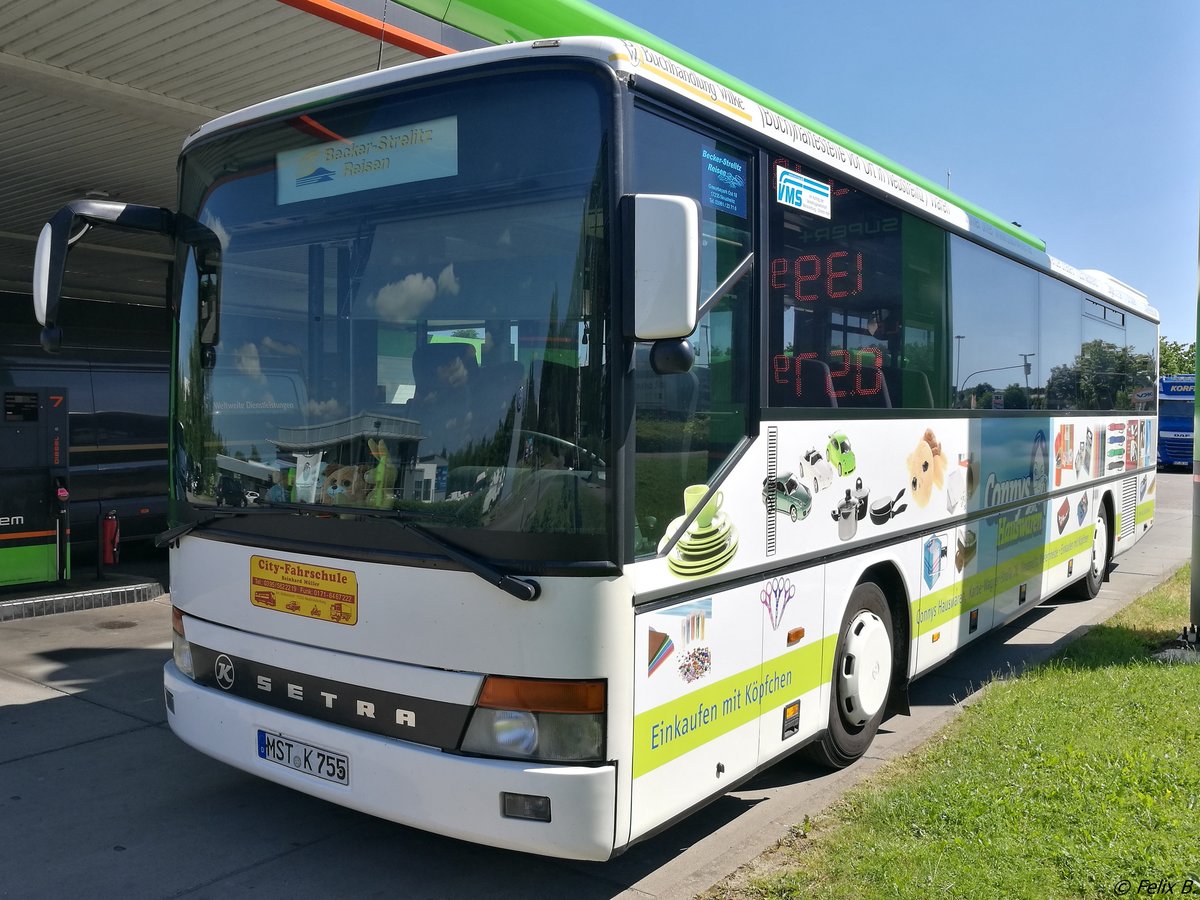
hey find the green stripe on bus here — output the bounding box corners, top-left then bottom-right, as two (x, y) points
(0, 544), (59, 587)
(1136, 499), (1154, 524)
(911, 527), (1094, 637)
(405, 0), (1047, 251)
(632, 633), (837, 778)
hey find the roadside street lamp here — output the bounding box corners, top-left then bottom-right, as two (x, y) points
(1019, 352), (1036, 393)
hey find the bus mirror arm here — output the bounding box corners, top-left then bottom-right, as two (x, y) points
(34, 200), (175, 352)
(645, 251), (754, 374)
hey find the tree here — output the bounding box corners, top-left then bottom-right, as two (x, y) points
(1002, 383), (1029, 410)
(1159, 336), (1195, 376)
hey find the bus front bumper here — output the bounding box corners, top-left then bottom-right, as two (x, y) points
(163, 662), (618, 860)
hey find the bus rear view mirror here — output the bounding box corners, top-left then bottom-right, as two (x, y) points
(33, 200), (174, 352)
(626, 194), (700, 341)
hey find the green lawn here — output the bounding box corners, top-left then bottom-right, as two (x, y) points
(716, 566), (1200, 900)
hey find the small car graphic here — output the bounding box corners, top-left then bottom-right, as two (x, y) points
(827, 432), (856, 476)
(762, 472), (812, 522)
(799, 449), (834, 493)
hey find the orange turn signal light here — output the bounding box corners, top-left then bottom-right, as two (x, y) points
(477, 677), (605, 714)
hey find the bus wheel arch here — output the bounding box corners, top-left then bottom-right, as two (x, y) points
(808, 565), (907, 769)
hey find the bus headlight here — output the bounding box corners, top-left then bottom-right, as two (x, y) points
(171, 606), (195, 680)
(460, 676), (605, 763)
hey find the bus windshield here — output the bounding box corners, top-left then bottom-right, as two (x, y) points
(1159, 399), (1192, 418)
(174, 69), (612, 561)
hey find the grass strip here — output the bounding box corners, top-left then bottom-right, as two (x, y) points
(720, 565), (1200, 900)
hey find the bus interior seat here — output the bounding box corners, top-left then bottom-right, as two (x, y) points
(410, 341), (479, 401)
(884, 367), (934, 409)
(797, 358), (837, 407)
(473, 360), (526, 430)
(409, 341), (478, 453)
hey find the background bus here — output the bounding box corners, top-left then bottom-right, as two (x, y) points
(1157, 374), (1193, 468)
(33, 26), (1157, 861)
(0, 384), (70, 587)
(1, 291), (169, 547)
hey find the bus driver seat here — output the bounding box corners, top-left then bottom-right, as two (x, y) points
(409, 342), (478, 456)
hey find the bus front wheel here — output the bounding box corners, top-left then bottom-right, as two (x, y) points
(808, 582), (894, 769)
(1074, 503), (1110, 600)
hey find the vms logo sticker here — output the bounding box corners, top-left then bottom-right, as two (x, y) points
(776, 166), (831, 219)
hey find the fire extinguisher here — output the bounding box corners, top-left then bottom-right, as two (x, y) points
(102, 510), (120, 566)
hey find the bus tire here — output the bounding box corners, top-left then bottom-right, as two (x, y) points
(1074, 503), (1110, 600)
(807, 581), (894, 769)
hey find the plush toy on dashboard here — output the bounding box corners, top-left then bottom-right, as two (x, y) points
(365, 438), (397, 508)
(321, 464), (368, 506)
(906, 428), (947, 508)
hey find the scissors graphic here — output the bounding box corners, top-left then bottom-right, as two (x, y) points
(760, 578), (795, 630)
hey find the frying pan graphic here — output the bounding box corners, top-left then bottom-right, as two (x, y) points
(870, 487), (908, 525)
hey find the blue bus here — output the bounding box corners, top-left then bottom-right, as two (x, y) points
(1158, 374), (1194, 467)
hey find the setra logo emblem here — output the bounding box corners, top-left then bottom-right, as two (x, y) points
(214, 654), (236, 691)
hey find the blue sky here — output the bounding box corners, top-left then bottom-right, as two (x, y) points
(595, 0), (1200, 343)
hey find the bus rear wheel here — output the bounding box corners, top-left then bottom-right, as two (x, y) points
(807, 582), (894, 769)
(1074, 503), (1110, 600)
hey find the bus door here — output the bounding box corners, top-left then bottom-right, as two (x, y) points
(0, 387), (70, 587)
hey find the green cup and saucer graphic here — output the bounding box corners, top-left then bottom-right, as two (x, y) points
(659, 484), (739, 577)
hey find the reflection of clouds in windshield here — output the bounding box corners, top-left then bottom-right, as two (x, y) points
(234, 342), (265, 383)
(373, 272), (437, 322)
(201, 212), (231, 249)
(306, 397), (343, 419)
(372, 264), (462, 322)
(261, 336), (301, 358)
(438, 263), (460, 296)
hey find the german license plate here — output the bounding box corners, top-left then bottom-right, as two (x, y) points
(258, 730), (349, 785)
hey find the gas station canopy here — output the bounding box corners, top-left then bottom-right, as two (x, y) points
(0, 0), (482, 304)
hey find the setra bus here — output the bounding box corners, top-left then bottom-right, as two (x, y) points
(32, 24), (1158, 859)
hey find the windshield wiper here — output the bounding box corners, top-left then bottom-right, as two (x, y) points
(387, 518), (541, 602)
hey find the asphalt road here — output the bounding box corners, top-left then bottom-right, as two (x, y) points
(0, 471), (1191, 900)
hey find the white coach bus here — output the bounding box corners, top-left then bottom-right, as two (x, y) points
(33, 21), (1156, 860)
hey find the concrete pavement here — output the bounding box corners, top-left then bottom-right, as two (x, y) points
(0, 472), (1190, 900)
